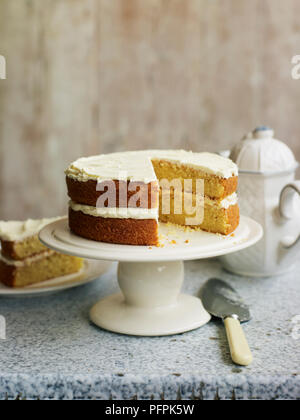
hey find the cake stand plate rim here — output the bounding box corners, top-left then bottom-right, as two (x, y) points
(39, 216), (263, 262)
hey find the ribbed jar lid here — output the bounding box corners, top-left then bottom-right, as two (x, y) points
(230, 126), (298, 173)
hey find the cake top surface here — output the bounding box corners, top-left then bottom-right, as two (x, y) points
(0, 218), (60, 242)
(66, 150), (238, 183)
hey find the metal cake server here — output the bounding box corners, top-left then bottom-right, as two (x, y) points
(200, 278), (253, 366)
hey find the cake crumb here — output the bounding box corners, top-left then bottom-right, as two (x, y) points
(185, 240), (189, 244)
(171, 240), (177, 245)
(148, 247), (152, 250)
(231, 233), (235, 237)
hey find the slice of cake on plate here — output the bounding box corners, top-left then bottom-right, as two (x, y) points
(0, 218), (83, 288)
(65, 150), (239, 246)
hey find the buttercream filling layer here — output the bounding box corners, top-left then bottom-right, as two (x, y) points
(207, 193), (238, 209)
(161, 191), (238, 209)
(69, 201), (159, 220)
(69, 193), (237, 220)
(0, 250), (55, 267)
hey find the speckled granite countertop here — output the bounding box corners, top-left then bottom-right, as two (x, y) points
(0, 259), (299, 400)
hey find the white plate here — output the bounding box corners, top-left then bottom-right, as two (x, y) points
(0, 259), (112, 298)
(39, 216), (263, 262)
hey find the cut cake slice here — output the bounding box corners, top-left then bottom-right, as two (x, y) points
(0, 218), (83, 288)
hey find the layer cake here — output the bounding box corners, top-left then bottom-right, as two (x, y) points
(66, 150), (239, 246)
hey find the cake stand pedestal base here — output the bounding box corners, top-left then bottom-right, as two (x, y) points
(90, 261), (211, 336)
(39, 217), (263, 337)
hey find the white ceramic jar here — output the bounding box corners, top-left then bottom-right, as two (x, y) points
(220, 126), (300, 277)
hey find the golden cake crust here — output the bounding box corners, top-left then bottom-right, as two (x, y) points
(1, 240), (20, 260)
(221, 176), (238, 199)
(1, 238), (48, 261)
(66, 177), (159, 209)
(0, 260), (16, 287)
(225, 203), (240, 235)
(69, 208), (159, 246)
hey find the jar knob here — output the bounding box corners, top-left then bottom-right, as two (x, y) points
(253, 126), (274, 139)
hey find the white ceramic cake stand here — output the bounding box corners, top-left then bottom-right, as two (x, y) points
(39, 216), (263, 337)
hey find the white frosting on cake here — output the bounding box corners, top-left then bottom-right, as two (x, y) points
(69, 201), (159, 220)
(0, 250), (55, 267)
(0, 218), (61, 242)
(66, 150), (238, 183)
(206, 193), (238, 209)
(220, 193), (238, 209)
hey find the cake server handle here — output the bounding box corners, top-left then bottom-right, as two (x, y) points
(224, 316), (253, 366)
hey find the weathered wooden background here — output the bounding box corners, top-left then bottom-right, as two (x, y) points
(0, 0), (300, 219)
